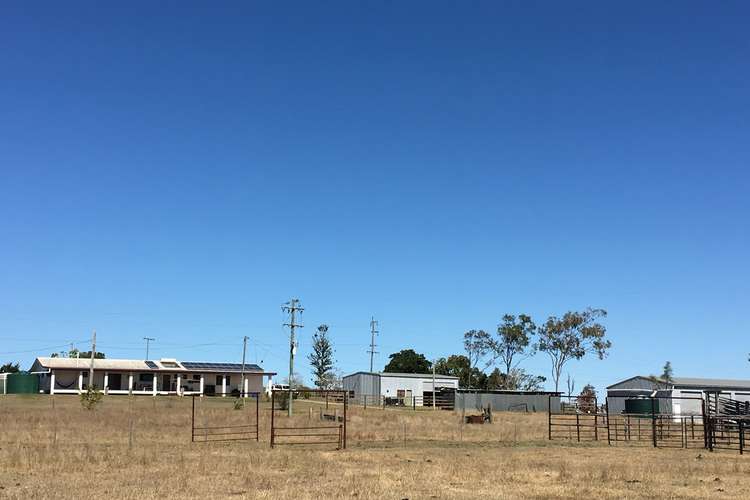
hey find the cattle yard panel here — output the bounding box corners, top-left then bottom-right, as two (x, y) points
(191, 393), (259, 443)
(548, 395), (607, 442)
(707, 417), (748, 454)
(270, 389), (347, 450)
(548, 394), (749, 454)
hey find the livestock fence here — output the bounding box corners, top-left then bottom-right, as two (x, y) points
(270, 389), (347, 450)
(548, 394), (749, 454)
(191, 392), (260, 443)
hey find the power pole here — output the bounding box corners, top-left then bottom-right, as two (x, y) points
(88, 330), (97, 390)
(282, 299), (304, 417)
(240, 335), (248, 397)
(368, 317), (379, 372)
(143, 337), (155, 360)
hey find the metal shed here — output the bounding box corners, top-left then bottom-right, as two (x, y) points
(454, 390), (561, 413)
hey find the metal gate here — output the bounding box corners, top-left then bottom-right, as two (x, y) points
(270, 389), (347, 450)
(191, 393), (260, 443)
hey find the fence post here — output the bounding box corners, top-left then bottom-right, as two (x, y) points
(605, 399), (611, 445)
(364, 394), (367, 410)
(256, 394), (259, 442)
(701, 398), (708, 450)
(343, 391), (347, 449)
(191, 395), (195, 443)
(741, 420), (746, 455)
(271, 389), (280, 448)
(576, 412), (580, 442)
(413, 396), (416, 411)
(651, 397), (657, 448)
(547, 395), (552, 441)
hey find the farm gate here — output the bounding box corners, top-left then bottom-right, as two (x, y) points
(548, 394), (749, 454)
(270, 389), (347, 450)
(191, 393), (259, 443)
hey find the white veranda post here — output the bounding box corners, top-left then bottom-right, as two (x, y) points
(152, 374), (157, 396)
(199, 375), (204, 396)
(222, 375), (227, 397)
(50, 371), (56, 395)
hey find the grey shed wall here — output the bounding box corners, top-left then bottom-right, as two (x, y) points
(342, 373), (380, 398)
(455, 392), (560, 413)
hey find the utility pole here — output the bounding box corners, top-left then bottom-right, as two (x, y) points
(240, 335), (248, 397)
(432, 359), (436, 410)
(282, 299), (304, 417)
(368, 317), (379, 373)
(143, 337), (155, 360)
(88, 330), (97, 390)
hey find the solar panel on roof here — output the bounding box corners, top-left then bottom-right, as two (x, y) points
(145, 361), (158, 369)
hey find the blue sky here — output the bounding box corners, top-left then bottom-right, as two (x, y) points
(1, 2), (748, 391)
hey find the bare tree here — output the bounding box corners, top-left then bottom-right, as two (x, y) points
(463, 329), (491, 388)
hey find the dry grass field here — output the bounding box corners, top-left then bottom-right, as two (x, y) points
(1, 394), (749, 499)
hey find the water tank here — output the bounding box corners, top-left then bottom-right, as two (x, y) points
(6, 373), (39, 394)
(624, 398), (658, 415)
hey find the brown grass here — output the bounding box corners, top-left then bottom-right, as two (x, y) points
(0, 395), (749, 499)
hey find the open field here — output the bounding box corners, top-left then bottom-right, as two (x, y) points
(1, 395), (749, 499)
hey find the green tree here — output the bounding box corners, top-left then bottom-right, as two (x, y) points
(66, 349), (105, 359)
(308, 324), (335, 389)
(434, 355), (472, 388)
(494, 314), (536, 376)
(463, 329), (491, 388)
(577, 383), (597, 413)
(537, 308), (610, 392)
(384, 349), (431, 373)
(662, 361), (674, 385)
(0, 362), (20, 373)
(487, 368), (504, 390)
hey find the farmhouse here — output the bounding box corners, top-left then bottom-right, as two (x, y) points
(29, 356), (276, 396)
(607, 375), (750, 415)
(342, 371), (459, 406)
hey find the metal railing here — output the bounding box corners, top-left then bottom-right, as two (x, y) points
(191, 393), (259, 443)
(270, 389), (347, 450)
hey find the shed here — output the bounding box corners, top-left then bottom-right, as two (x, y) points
(454, 389), (561, 413)
(606, 376), (750, 415)
(342, 371), (459, 407)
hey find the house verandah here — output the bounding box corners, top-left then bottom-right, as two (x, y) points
(30, 357), (275, 397)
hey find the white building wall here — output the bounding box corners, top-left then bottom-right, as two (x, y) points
(379, 376), (459, 406)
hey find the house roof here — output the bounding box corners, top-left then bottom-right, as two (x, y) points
(32, 357), (275, 375)
(343, 371), (459, 380)
(607, 375), (750, 391)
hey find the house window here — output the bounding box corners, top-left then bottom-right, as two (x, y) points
(139, 374), (152, 382)
(216, 376), (222, 385)
(193, 375), (200, 381)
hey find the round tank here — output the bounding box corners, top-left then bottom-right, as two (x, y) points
(6, 373), (39, 394)
(624, 398), (659, 415)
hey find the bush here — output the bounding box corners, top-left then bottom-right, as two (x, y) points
(80, 385), (103, 411)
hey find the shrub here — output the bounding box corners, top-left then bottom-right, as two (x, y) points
(80, 385), (103, 411)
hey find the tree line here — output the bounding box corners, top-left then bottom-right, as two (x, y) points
(383, 308), (611, 392)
